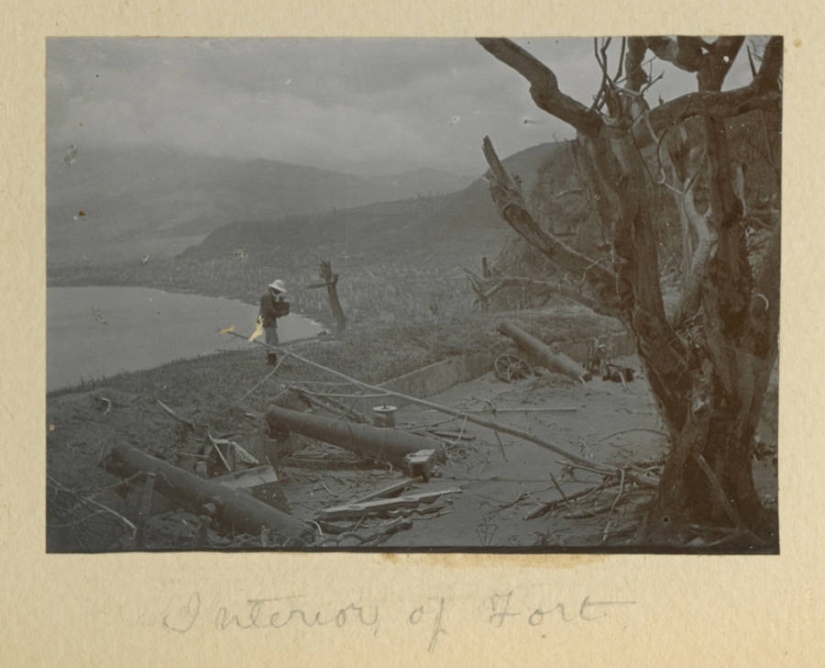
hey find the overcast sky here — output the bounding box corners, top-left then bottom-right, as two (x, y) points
(47, 37), (758, 177)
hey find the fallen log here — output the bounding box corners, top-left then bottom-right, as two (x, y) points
(498, 321), (592, 382)
(107, 444), (313, 542)
(265, 405), (446, 468)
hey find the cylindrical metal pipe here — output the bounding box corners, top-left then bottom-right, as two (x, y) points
(372, 404), (397, 428)
(108, 444), (312, 542)
(498, 321), (592, 381)
(266, 405), (445, 468)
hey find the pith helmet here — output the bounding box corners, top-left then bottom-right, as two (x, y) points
(268, 279), (286, 294)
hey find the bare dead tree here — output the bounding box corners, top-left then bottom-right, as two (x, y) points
(477, 36), (782, 543)
(308, 260), (347, 331)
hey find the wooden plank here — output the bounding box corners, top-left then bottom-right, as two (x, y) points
(319, 488), (462, 520)
(212, 465), (279, 491)
(349, 478), (415, 505)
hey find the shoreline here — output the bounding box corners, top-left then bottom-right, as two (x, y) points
(47, 285), (325, 394)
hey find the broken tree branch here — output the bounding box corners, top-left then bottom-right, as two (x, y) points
(232, 356), (285, 407)
(648, 86), (780, 136)
(482, 136), (621, 317)
(477, 38), (605, 136)
(462, 268), (605, 314)
(478, 37), (779, 139)
(47, 475), (138, 536)
(292, 387), (372, 424)
(753, 36), (783, 93)
(207, 433), (233, 472)
(524, 479), (616, 520)
(156, 399), (196, 429)
(643, 36), (744, 92)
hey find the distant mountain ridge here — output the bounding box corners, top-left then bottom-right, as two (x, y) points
(47, 140), (590, 306)
(183, 142), (571, 264)
(46, 144), (474, 266)
(360, 167), (474, 198)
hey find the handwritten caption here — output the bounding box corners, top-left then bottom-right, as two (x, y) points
(163, 590), (636, 653)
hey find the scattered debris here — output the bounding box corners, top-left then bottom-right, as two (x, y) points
(263, 345), (618, 474)
(207, 433), (259, 472)
(95, 396), (112, 414)
(106, 444), (313, 542)
(315, 516), (416, 547)
(211, 465), (279, 491)
(499, 321), (591, 382)
(586, 337), (612, 377)
(403, 449), (438, 481)
(360, 518), (413, 546)
(349, 478), (415, 504)
(281, 453), (369, 470)
(372, 404), (398, 428)
(461, 406), (577, 414)
(603, 363), (635, 383)
(156, 399), (196, 429)
(476, 513), (499, 546)
(420, 429), (476, 441)
(494, 353), (532, 382)
(293, 387), (371, 424)
(91, 307), (108, 325)
(318, 488), (462, 521)
(524, 480), (616, 520)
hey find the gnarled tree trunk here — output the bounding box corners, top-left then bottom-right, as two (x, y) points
(477, 36), (782, 543)
(309, 260), (347, 331)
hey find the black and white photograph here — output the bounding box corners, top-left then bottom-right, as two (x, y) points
(46, 35), (781, 554)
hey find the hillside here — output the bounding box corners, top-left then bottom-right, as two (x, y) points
(359, 167), (474, 199)
(46, 141), (580, 326)
(183, 141), (571, 263)
(46, 144), (473, 266)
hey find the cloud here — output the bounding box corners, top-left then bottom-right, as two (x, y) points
(46, 37), (765, 176)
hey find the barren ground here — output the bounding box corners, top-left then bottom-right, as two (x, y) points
(46, 310), (778, 553)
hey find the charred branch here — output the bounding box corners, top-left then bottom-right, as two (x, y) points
(479, 37), (779, 140)
(649, 86), (781, 136)
(462, 268), (605, 314)
(477, 38), (605, 136)
(309, 260), (347, 331)
(753, 36), (783, 92)
(482, 135), (621, 317)
(625, 37), (649, 92)
(642, 36), (744, 92)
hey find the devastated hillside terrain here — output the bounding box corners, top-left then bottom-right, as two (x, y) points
(46, 36), (781, 554)
(46, 303), (778, 553)
(46, 118), (780, 553)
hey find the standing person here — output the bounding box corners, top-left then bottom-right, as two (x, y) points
(258, 279), (290, 366)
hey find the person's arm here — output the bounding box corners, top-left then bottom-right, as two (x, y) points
(273, 297), (291, 318)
